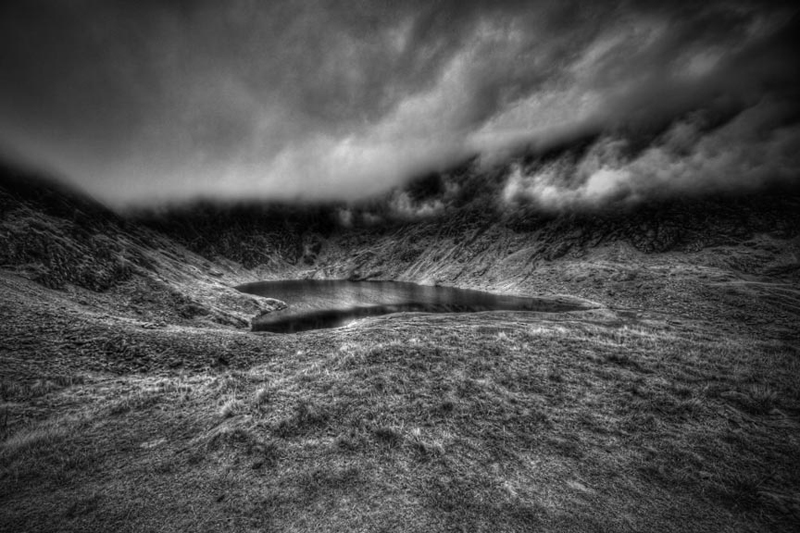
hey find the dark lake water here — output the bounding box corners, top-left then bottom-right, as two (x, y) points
(235, 280), (585, 333)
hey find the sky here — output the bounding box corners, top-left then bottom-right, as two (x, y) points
(0, 0), (798, 207)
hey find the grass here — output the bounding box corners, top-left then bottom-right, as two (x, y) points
(253, 386), (270, 406)
(218, 398), (245, 418)
(1, 302), (799, 531)
(0, 374), (86, 402)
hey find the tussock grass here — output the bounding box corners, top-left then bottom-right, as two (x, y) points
(107, 390), (162, 415)
(407, 427), (446, 457)
(219, 398), (245, 418)
(0, 413), (94, 493)
(0, 374), (86, 401)
(744, 383), (781, 414)
(1, 311), (799, 531)
(1, 420), (70, 462)
(273, 399), (330, 438)
(253, 386), (270, 406)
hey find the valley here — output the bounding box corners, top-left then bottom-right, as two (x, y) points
(1, 163), (800, 532)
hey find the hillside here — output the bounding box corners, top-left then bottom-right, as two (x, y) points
(1, 159), (800, 532)
(139, 163), (800, 337)
(0, 162), (284, 331)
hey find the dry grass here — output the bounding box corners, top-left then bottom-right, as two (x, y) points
(1, 307), (799, 531)
(219, 398), (245, 418)
(253, 386), (271, 406)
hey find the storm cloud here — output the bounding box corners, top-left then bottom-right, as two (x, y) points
(0, 0), (798, 206)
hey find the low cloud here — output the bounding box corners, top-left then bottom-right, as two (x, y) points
(503, 99), (800, 209)
(0, 1), (797, 206)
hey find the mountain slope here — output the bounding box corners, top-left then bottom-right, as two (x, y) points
(2, 160), (800, 532)
(0, 162), (283, 329)
(137, 166), (800, 340)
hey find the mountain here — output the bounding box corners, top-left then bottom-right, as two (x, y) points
(136, 161), (800, 335)
(2, 158), (800, 532)
(0, 161), (285, 330)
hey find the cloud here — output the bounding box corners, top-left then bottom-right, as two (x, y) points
(0, 1), (797, 206)
(503, 99), (800, 209)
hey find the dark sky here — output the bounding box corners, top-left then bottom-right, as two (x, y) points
(0, 1), (798, 207)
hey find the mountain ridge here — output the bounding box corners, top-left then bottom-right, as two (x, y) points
(0, 161), (285, 329)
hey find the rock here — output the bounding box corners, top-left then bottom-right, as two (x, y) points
(259, 298), (288, 313)
(251, 298), (289, 325)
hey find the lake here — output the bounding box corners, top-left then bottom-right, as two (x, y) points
(235, 279), (585, 333)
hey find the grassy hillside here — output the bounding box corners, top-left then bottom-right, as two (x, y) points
(136, 165), (800, 297)
(0, 163), (285, 329)
(2, 160), (800, 532)
(2, 294), (798, 532)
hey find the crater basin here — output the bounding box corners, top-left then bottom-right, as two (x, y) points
(235, 280), (587, 333)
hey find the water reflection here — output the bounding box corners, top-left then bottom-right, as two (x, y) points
(235, 280), (583, 333)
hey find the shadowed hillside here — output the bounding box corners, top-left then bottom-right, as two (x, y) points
(0, 162), (286, 329)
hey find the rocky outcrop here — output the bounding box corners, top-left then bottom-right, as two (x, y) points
(250, 297), (288, 324)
